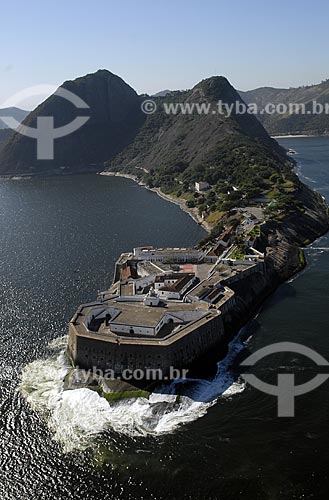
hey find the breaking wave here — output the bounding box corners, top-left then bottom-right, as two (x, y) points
(19, 335), (246, 453)
(295, 163), (317, 184)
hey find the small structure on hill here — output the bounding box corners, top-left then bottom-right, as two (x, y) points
(195, 181), (210, 192)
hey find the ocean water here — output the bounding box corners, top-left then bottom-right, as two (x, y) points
(1, 139), (329, 499)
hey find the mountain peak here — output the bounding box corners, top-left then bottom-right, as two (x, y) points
(61, 68), (136, 93)
(191, 76), (239, 103)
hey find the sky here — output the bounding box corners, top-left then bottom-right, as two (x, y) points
(1, 0), (329, 109)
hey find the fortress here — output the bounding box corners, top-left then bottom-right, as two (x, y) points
(67, 245), (266, 378)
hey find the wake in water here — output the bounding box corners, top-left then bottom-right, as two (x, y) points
(19, 335), (246, 453)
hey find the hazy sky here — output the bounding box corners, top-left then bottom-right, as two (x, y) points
(1, 0), (329, 109)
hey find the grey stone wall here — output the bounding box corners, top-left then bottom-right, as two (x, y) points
(68, 314), (225, 376)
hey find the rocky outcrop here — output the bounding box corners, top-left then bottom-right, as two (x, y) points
(263, 185), (328, 281)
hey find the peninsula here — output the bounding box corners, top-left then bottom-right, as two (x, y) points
(0, 69), (327, 389)
(67, 183), (329, 388)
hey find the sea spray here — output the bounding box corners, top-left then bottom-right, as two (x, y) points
(19, 334), (246, 453)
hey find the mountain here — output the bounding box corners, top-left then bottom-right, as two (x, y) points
(0, 71), (288, 182)
(152, 89), (173, 97)
(0, 107), (29, 129)
(0, 70), (145, 175)
(107, 76), (289, 201)
(240, 80), (329, 135)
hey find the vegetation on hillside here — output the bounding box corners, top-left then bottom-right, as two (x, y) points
(105, 77), (303, 235)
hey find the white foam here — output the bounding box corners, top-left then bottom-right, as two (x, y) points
(19, 334), (246, 453)
(308, 247), (329, 251)
(302, 175), (317, 184)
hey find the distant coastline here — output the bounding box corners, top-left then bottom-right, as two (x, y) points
(271, 134), (318, 139)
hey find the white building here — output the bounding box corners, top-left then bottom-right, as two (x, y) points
(195, 181), (210, 192)
(154, 273), (197, 299)
(133, 246), (204, 263)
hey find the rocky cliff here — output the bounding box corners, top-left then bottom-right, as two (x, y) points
(263, 184), (328, 281)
